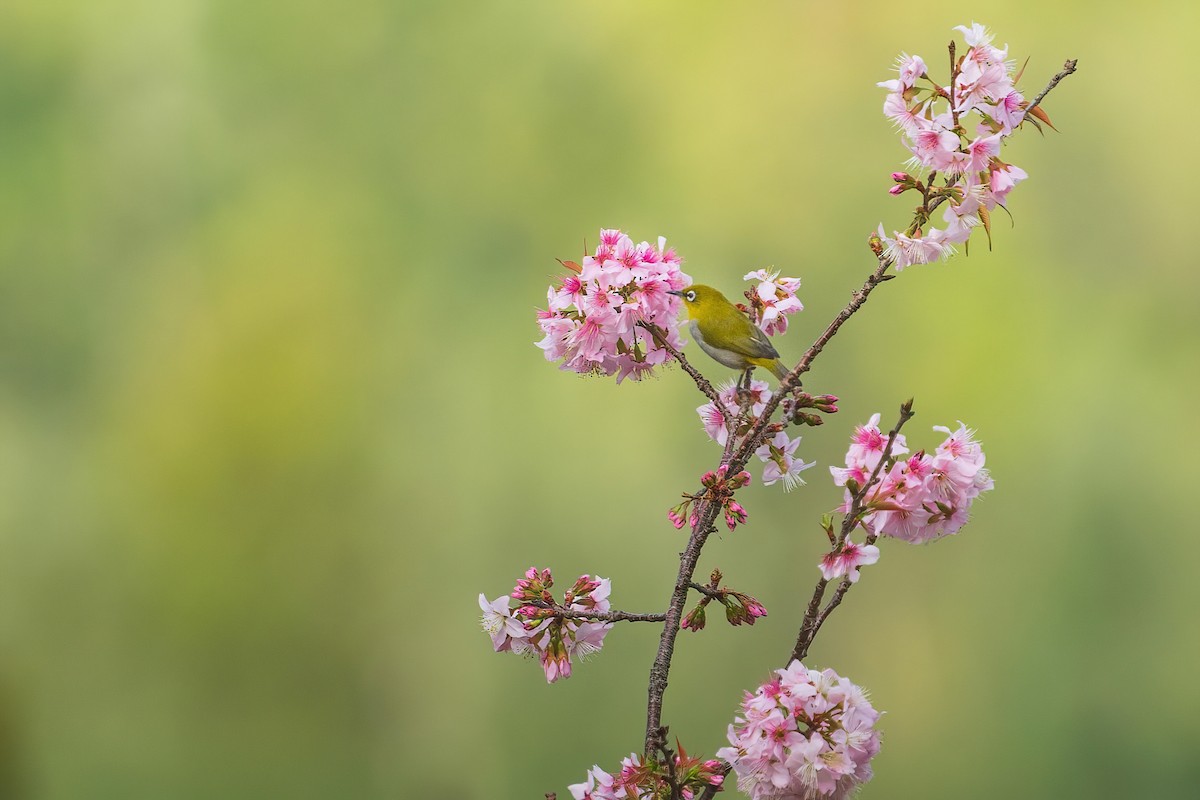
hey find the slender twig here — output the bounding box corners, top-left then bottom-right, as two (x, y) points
(643, 499), (721, 751)
(1026, 59), (1078, 115)
(644, 53), (1078, 778)
(553, 607), (668, 624)
(638, 322), (730, 426)
(686, 581), (725, 601)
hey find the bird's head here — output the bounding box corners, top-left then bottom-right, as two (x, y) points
(667, 284), (730, 320)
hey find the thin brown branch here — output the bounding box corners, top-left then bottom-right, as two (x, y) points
(639, 322), (727, 413)
(686, 581), (725, 601)
(644, 498), (721, 752)
(552, 607), (668, 624)
(1026, 58), (1078, 115)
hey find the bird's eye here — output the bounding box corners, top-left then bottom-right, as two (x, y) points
(685, 290), (696, 302)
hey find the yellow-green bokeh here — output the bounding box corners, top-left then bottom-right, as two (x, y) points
(1, 1), (1197, 797)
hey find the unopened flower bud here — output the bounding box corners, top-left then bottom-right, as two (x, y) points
(682, 603), (707, 632)
(888, 184), (906, 195)
(891, 171), (911, 182)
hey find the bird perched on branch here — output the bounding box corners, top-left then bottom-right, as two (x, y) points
(668, 285), (789, 383)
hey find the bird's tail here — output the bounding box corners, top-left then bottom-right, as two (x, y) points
(752, 357), (789, 382)
(769, 359), (790, 382)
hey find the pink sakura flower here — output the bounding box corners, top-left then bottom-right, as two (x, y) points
(697, 378), (774, 446)
(844, 412), (908, 469)
(906, 121), (960, 171)
(719, 378), (773, 417)
(877, 225), (956, 271)
(988, 162), (1028, 204)
(478, 593), (534, 654)
(744, 269), (804, 336)
(882, 91), (925, 134)
(756, 431), (815, 491)
(965, 133), (1003, 173)
(991, 89), (1026, 132)
(819, 538), (881, 583)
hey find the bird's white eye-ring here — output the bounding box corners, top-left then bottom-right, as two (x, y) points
(684, 290), (697, 302)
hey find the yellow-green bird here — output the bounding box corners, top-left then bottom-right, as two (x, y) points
(669, 285), (789, 382)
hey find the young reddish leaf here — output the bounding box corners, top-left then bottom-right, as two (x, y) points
(978, 204), (994, 251)
(1027, 105), (1058, 131)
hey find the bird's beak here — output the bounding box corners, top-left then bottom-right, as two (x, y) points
(666, 290), (684, 297)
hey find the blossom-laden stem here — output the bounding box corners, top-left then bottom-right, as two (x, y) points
(648, 53), (1078, 787)
(790, 403), (914, 664)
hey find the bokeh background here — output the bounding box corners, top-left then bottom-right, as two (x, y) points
(1, 1), (1197, 798)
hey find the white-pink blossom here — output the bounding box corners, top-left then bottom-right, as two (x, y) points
(717, 661), (881, 800)
(745, 269), (804, 336)
(756, 431), (815, 491)
(819, 538), (881, 584)
(696, 378), (774, 446)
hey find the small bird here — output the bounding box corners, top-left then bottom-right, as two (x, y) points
(668, 285), (789, 382)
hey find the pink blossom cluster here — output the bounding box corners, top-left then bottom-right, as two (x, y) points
(537, 229), (692, 382)
(831, 415), (994, 544)
(717, 661), (881, 800)
(479, 568), (612, 683)
(570, 746), (725, 800)
(695, 381), (814, 491)
(744, 269), (803, 336)
(878, 23), (1031, 269)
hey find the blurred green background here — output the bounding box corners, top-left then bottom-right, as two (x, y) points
(1, 1), (1197, 797)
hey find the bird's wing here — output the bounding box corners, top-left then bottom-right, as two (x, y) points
(738, 323), (780, 360)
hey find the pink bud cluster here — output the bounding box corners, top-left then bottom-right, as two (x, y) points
(537, 229), (692, 382)
(682, 590), (768, 633)
(878, 23), (1030, 269)
(570, 747), (725, 800)
(744, 269), (803, 336)
(716, 661), (881, 800)
(831, 415), (993, 544)
(669, 464), (752, 532)
(478, 568), (612, 683)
